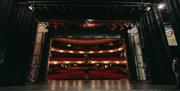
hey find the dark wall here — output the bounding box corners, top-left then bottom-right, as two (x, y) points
(0, 0), (36, 85)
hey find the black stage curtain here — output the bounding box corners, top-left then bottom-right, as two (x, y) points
(0, 1), (36, 85)
(0, 0), (15, 85)
(165, 0), (180, 57)
(139, 7), (173, 84)
(123, 29), (137, 80)
(0, 0), (14, 64)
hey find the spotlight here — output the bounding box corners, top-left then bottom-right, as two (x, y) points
(28, 5), (35, 11)
(158, 3), (166, 10)
(144, 5), (151, 11)
(146, 6), (151, 11)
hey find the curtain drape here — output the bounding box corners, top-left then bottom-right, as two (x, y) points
(0, 0), (15, 85)
(0, 1), (37, 85)
(139, 7), (173, 84)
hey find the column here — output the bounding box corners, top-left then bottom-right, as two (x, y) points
(128, 26), (146, 80)
(124, 28), (137, 80)
(28, 22), (49, 82)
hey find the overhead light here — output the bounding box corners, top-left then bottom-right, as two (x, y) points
(146, 6), (151, 11)
(79, 51), (84, 54)
(104, 61), (109, 64)
(158, 3), (166, 10)
(109, 50), (114, 53)
(115, 61), (120, 64)
(123, 61), (127, 64)
(28, 5), (35, 11)
(69, 51), (74, 53)
(67, 44), (71, 47)
(144, 5), (151, 11)
(59, 50), (64, 52)
(51, 48), (55, 51)
(89, 51), (94, 54)
(86, 19), (94, 22)
(78, 61), (82, 64)
(53, 61), (58, 64)
(98, 51), (103, 53)
(118, 47), (123, 51)
(65, 61), (70, 64)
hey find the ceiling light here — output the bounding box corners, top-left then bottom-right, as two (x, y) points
(51, 48), (55, 51)
(146, 6), (151, 11)
(123, 61), (127, 64)
(158, 3), (166, 10)
(104, 61), (109, 64)
(67, 44), (71, 47)
(142, 4), (151, 12)
(53, 61), (58, 64)
(65, 61), (70, 64)
(89, 51), (94, 54)
(28, 5), (35, 11)
(98, 51), (103, 53)
(86, 19), (94, 22)
(78, 61), (82, 64)
(118, 47), (123, 51)
(79, 51), (84, 54)
(109, 50), (114, 53)
(115, 61), (120, 64)
(59, 50), (64, 52)
(69, 51), (74, 53)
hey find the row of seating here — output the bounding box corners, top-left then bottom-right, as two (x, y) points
(48, 69), (128, 80)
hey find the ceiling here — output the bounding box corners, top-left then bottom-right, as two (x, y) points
(49, 19), (125, 38)
(16, 0), (163, 20)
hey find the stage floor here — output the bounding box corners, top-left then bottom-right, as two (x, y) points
(0, 80), (179, 91)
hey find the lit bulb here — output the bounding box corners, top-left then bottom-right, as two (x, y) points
(28, 5), (35, 11)
(158, 3), (166, 10)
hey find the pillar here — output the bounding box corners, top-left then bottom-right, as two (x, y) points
(124, 28), (137, 80)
